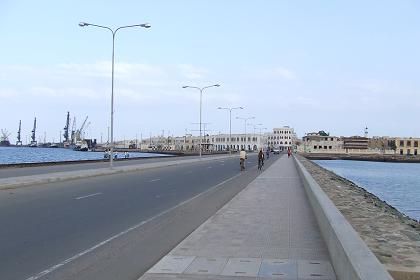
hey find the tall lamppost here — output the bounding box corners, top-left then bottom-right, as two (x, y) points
(217, 106), (243, 154)
(79, 21), (151, 168)
(247, 123), (262, 151)
(236, 116), (255, 151)
(182, 84), (220, 158)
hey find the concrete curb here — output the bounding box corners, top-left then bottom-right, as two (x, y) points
(293, 156), (393, 280)
(0, 155), (236, 190)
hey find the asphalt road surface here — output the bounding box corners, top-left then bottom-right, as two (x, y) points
(0, 153), (280, 280)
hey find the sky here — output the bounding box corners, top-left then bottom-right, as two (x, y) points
(1, 0), (420, 143)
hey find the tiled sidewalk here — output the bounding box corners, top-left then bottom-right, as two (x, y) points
(140, 155), (336, 279)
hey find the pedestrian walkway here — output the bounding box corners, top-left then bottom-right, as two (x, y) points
(140, 155), (336, 279)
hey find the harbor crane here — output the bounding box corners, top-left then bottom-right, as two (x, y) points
(74, 116), (88, 142)
(63, 112), (70, 144)
(30, 118), (37, 147)
(16, 120), (22, 146)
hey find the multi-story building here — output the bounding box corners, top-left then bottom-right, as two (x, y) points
(299, 132), (343, 153)
(209, 126), (296, 152)
(394, 137), (420, 155)
(210, 133), (264, 151)
(343, 136), (369, 150)
(266, 126), (295, 151)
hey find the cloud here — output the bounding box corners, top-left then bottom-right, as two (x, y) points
(177, 64), (208, 80)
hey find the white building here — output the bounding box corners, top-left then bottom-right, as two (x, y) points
(266, 126), (296, 151)
(298, 132), (343, 153)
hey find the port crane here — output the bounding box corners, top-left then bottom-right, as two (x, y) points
(16, 120), (22, 146)
(74, 116), (88, 142)
(30, 118), (37, 147)
(63, 112), (70, 144)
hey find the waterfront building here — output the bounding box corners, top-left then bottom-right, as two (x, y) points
(210, 126), (295, 152)
(394, 137), (420, 155)
(266, 126), (296, 151)
(299, 132), (343, 153)
(342, 136), (369, 150)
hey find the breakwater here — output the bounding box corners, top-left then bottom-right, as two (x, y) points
(301, 152), (420, 163)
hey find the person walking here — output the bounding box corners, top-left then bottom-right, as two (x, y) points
(258, 148), (264, 170)
(287, 147), (292, 158)
(239, 148), (247, 171)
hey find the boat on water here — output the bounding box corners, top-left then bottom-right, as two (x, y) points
(0, 140), (10, 147)
(73, 140), (89, 151)
(0, 129), (11, 146)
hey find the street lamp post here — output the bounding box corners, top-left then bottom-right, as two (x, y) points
(217, 106), (243, 154)
(182, 84), (220, 158)
(236, 116), (255, 151)
(248, 123), (262, 150)
(79, 21), (151, 168)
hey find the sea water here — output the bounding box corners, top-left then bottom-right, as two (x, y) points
(315, 160), (420, 221)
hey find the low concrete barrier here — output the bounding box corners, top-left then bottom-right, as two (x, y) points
(293, 156), (393, 280)
(0, 154), (236, 190)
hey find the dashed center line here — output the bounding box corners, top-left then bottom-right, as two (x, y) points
(149, 179), (161, 182)
(75, 192), (102, 200)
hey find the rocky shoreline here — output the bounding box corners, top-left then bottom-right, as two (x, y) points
(297, 155), (420, 280)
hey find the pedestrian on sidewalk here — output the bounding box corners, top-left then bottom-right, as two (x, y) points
(287, 147), (291, 158)
(239, 148), (247, 171)
(258, 149), (264, 170)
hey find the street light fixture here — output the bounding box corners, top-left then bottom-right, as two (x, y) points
(183, 84), (220, 158)
(236, 116), (255, 151)
(218, 106), (243, 154)
(79, 21), (151, 168)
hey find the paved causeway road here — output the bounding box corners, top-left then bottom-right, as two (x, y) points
(0, 153), (280, 280)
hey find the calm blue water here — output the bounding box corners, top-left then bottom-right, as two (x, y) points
(315, 160), (420, 221)
(0, 147), (170, 165)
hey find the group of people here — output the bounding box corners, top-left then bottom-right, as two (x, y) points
(240, 147), (292, 171)
(103, 150), (130, 159)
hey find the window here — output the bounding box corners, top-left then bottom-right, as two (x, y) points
(407, 149), (411, 155)
(400, 149), (403, 155)
(415, 150), (418, 155)
(329, 146), (332, 149)
(407, 141), (411, 147)
(314, 146), (317, 149)
(400, 140), (404, 146)
(324, 146), (327, 149)
(319, 146), (322, 149)
(415, 141), (418, 148)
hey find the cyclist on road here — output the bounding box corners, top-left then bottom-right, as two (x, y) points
(239, 148), (247, 171)
(258, 149), (264, 170)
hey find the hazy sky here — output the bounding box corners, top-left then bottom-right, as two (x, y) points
(1, 0), (420, 143)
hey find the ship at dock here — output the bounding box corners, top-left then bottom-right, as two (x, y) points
(63, 112), (96, 151)
(0, 129), (11, 146)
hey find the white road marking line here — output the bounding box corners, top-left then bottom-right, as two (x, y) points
(207, 166), (212, 169)
(75, 193), (102, 200)
(25, 172), (242, 280)
(221, 163), (225, 166)
(149, 179), (161, 182)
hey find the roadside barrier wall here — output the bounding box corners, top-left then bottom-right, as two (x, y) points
(293, 156), (393, 280)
